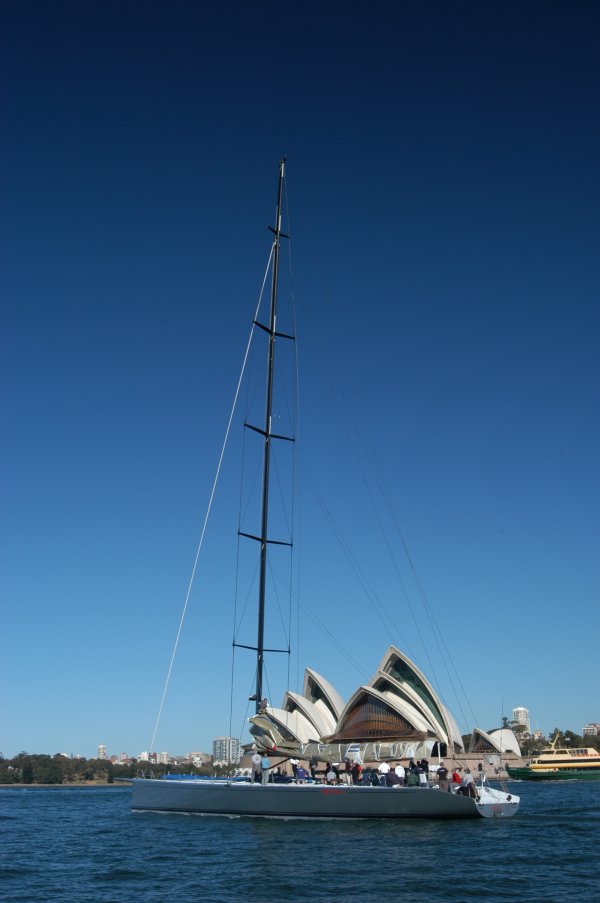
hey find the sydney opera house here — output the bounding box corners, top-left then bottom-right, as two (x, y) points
(248, 645), (519, 762)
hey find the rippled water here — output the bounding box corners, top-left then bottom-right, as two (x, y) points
(1, 783), (599, 902)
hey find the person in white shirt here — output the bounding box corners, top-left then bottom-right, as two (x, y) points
(459, 768), (476, 798)
(394, 763), (406, 785)
(251, 752), (262, 783)
(377, 761), (391, 785)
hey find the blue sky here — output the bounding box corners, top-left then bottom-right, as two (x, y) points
(2, 2), (599, 759)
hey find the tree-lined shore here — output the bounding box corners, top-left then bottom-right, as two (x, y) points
(0, 753), (222, 785)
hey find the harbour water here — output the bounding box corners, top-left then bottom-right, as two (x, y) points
(1, 782), (599, 902)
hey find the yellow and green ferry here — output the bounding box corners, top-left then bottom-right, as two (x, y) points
(507, 741), (600, 781)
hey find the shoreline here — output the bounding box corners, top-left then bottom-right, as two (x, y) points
(0, 782), (132, 789)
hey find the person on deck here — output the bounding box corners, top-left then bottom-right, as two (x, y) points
(260, 756), (270, 785)
(343, 758), (352, 784)
(458, 768), (476, 798)
(251, 752), (262, 783)
(394, 762), (406, 785)
(437, 762), (449, 791)
(377, 761), (391, 785)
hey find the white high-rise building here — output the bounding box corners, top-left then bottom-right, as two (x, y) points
(512, 707), (530, 733)
(212, 736), (241, 764)
(97, 744), (107, 760)
(583, 723), (600, 737)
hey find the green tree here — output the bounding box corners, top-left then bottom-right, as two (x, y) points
(34, 756), (63, 784)
(511, 722), (528, 737)
(0, 759), (18, 784)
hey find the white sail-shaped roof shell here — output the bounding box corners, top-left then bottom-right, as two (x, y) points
(302, 668), (344, 724)
(489, 728), (521, 755)
(283, 691), (336, 737)
(469, 727), (521, 756)
(375, 646), (462, 750)
(265, 707), (318, 744)
(370, 670), (446, 738)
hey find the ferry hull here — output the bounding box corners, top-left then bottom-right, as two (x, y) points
(131, 779), (519, 819)
(506, 767), (600, 781)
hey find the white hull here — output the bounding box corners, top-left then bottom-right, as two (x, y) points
(131, 779), (519, 819)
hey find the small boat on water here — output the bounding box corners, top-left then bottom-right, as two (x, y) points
(507, 736), (600, 781)
(131, 160), (519, 819)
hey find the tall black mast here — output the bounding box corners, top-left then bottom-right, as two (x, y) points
(236, 160), (293, 713)
(255, 158), (286, 714)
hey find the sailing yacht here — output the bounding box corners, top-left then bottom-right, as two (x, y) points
(131, 160), (519, 819)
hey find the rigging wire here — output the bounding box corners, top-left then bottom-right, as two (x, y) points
(263, 662), (273, 711)
(378, 475), (479, 729)
(338, 392), (479, 731)
(270, 447), (294, 542)
(231, 374), (249, 648)
(295, 452), (411, 647)
(267, 556), (291, 649)
(232, 558), (260, 643)
(269, 561), (369, 680)
(298, 600), (369, 681)
(237, 691), (253, 747)
(228, 644), (236, 750)
(149, 246), (275, 753)
(336, 392), (442, 687)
